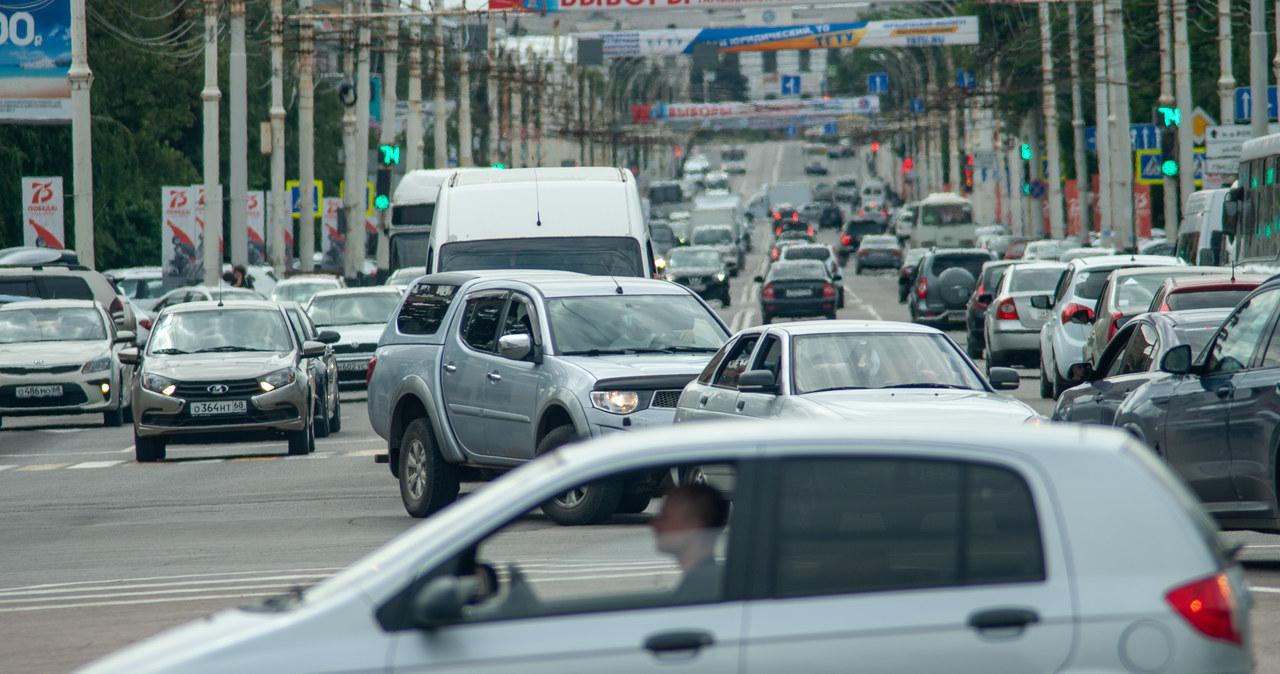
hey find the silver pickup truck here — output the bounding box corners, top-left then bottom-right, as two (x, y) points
(367, 270), (731, 524)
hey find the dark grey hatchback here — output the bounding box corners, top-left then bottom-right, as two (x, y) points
(757, 260), (838, 324)
(907, 249), (994, 328)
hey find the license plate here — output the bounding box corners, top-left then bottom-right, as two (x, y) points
(190, 400), (247, 416)
(15, 385), (62, 399)
(689, 282), (706, 291)
(338, 361), (368, 372)
(1033, 309), (1049, 320)
(785, 288), (813, 298)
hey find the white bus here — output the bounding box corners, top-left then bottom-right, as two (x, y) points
(910, 192), (977, 249)
(1234, 133), (1277, 273)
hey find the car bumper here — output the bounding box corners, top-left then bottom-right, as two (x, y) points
(133, 383), (307, 438)
(915, 305), (968, 325)
(587, 404), (678, 435)
(987, 325), (1041, 355)
(763, 298), (837, 318)
(856, 254), (902, 268)
(0, 369), (123, 416)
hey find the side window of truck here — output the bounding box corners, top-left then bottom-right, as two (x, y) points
(460, 292), (508, 353)
(397, 282), (458, 335)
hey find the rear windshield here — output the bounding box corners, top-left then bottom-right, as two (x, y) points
(1117, 275), (1177, 311)
(782, 247), (830, 261)
(1166, 289), (1252, 311)
(981, 264), (1010, 290)
(650, 225), (676, 247)
(722, 149), (746, 161)
(692, 228), (734, 245)
(1074, 268), (1127, 301)
(389, 230), (431, 271)
(397, 282), (458, 335)
(438, 237), (645, 277)
(929, 254), (989, 279)
(648, 185), (683, 205)
(769, 261), (828, 281)
(0, 276), (94, 301)
(859, 236), (898, 248)
(1009, 268), (1065, 293)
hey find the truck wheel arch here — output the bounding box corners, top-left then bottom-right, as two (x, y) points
(537, 405), (578, 450)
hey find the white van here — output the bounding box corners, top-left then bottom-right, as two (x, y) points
(859, 180), (886, 206)
(427, 167), (655, 277)
(1175, 188), (1236, 266)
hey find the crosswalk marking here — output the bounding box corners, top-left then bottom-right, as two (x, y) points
(15, 463), (70, 471)
(67, 461), (124, 469)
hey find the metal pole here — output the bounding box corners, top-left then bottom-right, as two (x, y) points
(459, 37), (474, 166)
(1068, 1), (1090, 235)
(1106, 0), (1134, 250)
(405, 1), (424, 172)
(1092, 0), (1113, 238)
(488, 15), (499, 164)
(349, 2), (371, 280)
(1158, 0), (1179, 231)
(1039, 1), (1064, 239)
(432, 6), (447, 168)
(377, 5), (398, 272)
(341, 2), (358, 277)
(298, 0), (316, 272)
(1219, 0), (1236, 124)
(229, 0), (248, 267)
(944, 50), (961, 199)
(270, 0), (288, 276)
(201, 0), (222, 286)
(1173, 0), (1196, 206)
(1025, 115), (1041, 235)
(69, 0), (93, 268)
(510, 56), (522, 167)
(1250, 0), (1267, 137)
(924, 50), (940, 193)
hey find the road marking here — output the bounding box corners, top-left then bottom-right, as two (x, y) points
(67, 461), (124, 470)
(229, 456), (278, 462)
(770, 144), (783, 185)
(843, 287), (883, 320)
(345, 449), (383, 457)
(2, 448), (132, 458)
(1252, 586), (1280, 595)
(0, 465), (13, 472)
(15, 463), (70, 471)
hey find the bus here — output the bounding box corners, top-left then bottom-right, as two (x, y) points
(1234, 133), (1278, 273)
(910, 192), (977, 249)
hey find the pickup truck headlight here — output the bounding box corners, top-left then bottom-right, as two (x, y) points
(81, 350), (112, 374)
(259, 368), (297, 392)
(142, 373), (177, 396)
(590, 390), (641, 414)
(715, 272), (727, 282)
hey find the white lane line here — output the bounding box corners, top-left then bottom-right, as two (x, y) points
(0, 567), (346, 593)
(0, 591), (282, 613)
(67, 461), (124, 470)
(0, 465), (13, 472)
(843, 287), (882, 320)
(3, 449), (132, 458)
(1252, 586), (1280, 595)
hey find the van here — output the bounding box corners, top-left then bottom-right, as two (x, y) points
(859, 180), (886, 206)
(427, 167), (655, 277)
(1175, 188), (1235, 266)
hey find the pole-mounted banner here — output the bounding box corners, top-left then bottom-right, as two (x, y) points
(572, 19), (978, 54)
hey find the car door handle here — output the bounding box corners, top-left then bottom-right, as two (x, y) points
(736, 400), (745, 411)
(442, 363), (457, 373)
(487, 371), (501, 382)
(699, 395), (709, 406)
(644, 630), (713, 654)
(1215, 384), (1233, 399)
(968, 607), (1040, 632)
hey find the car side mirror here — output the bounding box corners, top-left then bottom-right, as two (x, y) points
(753, 275), (765, 284)
(1113, 314), (1133, 331)
(412, 575), (479, 629)
(1160, 344), (1193, 375)
(1068, 362), (1095, 381)
(497, 333), (533, 361)
(1030, 295), (1051, 310)
(976, 293), (994, 305)
(1070, 308), (1093, 325)
(738, 369), (778, 393)
(114, 330), (136, 344)
(117, 347), (139, 365)
(301, 340), (327, 358)
(1222, 200), (1239, 237)
(316, 330), (340, 344)
(987, 366), (1020, 391)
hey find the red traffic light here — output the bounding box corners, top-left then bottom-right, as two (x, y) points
(675, 144), (682, 158)
(902, 157), (914, 173)
(871, 142), (880, 152)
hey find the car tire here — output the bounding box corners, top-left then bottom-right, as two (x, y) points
(1051, 359), (1071, 401)
(837, 293), (845, 309)
(854, 264), (862, 275)
(538, 425), (622, 526)
(616, 493), (652, 514)
(762, 312), (772, 325)
(103, 405), (124, 427)
(721, 292), (731, 308)
(399, 418), (460, 518)
(838, 255), (848, 266)
(966, 335), (983, 360)
(313, 393), (330, 439)
(329, 393), (342, 433)
(287, 414), (315, 455)
(135, 432), (165, 463)
(1039, 358), (1054, 399)
(826, 311), (837, 320)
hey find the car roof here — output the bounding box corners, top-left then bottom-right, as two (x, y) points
(276, 275), (343, 285)
(1147, 307), (1234, 328)
(928, 248), (991, 256)
(1007, 261), (1067, 272)
(1163, 273), (1269, 289)
(740, 319), (944, 338)
(103, 267), (164, 279)
(451, 166), (627, 187)
(0, 298), (101, 311)
(670, 245), (720, 254)
(164, 300), (285, 313)
(309, 287), (404, 300)
(1069, 254), (1180, 269)
(1107, 265), (1220, 279)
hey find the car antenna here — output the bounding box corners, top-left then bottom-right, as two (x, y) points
(611, 275), (624, 294)
(533, 168), (542, 229)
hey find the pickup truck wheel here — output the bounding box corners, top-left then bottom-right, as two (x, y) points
(616, 493), (652, 514)
(538, 426), (622, 525)
(400, 418), (459, 517)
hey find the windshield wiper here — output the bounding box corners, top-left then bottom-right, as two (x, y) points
(560, 348), (635, 356)
(879, 383), (974, 390)
(149, 348), (188, 355)
(194, 346), (266, 353)
(803, 386), (869, 393)
(637, 345), (721, 354)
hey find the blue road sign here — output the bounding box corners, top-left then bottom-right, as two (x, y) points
(288, 180), (323, 219)
(785, 125), (798, 137)
(823, 122), (838, 135)
(1084, 124), (1159, 152)
(957, 70), (976, 89)
(868, 72), (889, 94)
(1234, 86), (1279, 122)
(1028, 180), (1047, 199)
(1136, 149), (1164, 184)
(782, 75), (802, 95)
(909, 98), (925, 114)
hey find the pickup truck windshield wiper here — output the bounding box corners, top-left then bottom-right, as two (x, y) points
(559, 348), (636, 356)
(642, 345), (720, 353)
(804, 386), (869, 393)
(194, 346), (266, 353)
(149, 348), (188, 355)
(879, 383), (974, 390)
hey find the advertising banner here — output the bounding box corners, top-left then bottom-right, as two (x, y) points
(161, 186), (199, 284)
(637, 96), (878, 123)
(575, 18), (979, 56)
(320, 197), (344, 271)
(493, 0), (954, 13)
(246, 191), (266, 265)
(21, 176), (63, 248)
(0, 1), (72, 122)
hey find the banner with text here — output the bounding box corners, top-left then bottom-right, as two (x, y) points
(575, 18), (978, 56)
(636, 96), (879, 123)
(21, 176), (63, 248)
(246, 191), (266, 265)
(0, 1), (72, 122)
(492, 0), (952, 13)
(161, 186), (199, 283)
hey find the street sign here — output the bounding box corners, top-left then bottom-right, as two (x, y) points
(1191, 107), (1216, 144)
(1234, 86), (1279, 122)
(1085, 124), (1159, 151)
(785, 125), (798, 137)
(868, 72), (888, 94)
(909, 98), (924, 114)
(822, 122), (838, 135)
(1028, 180), (1047, 199)
(1205, 124), (1254, 159)
(973, 150), (997, 171)
(287, 180), (323, 219)
(1206, 158), (1238, 174)
(956, 70), (976, 89)
(1193, 147), (1206, 185)
(781, 75), (801, 95)
(1135, 149), (1164, 185)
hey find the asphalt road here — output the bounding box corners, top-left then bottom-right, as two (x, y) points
(0, 141), (1276, 672)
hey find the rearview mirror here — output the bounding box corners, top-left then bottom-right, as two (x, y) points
(113, 330), (136, 344)
(738, 369), (778, 394)
(497, 333), (533, 361)
(1222, 199), (1239, 237)
(1070, 308), (1093, 325)
(1160, 344), (1193, 375)
(753, 275), (765, 284)
(987, 367), (1020, 391)
(117, 347), (139, 365)
(976, 293), (994, 305)
(316, 330), (340, 344)
(1029, 295), (1051, 310)
(412, 575), (479, 629)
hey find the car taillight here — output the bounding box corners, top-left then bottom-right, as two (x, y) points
(1061, 302), (1094, 325)
(366, 355), (377, 387)
(1108, 313), (1123, 340)
(771, 248), (780, 261)
(762, 284), (775, 299)
(139, 318), (153, 330)
(807, 227), (814, 235)
(859, 249), (870, 256)
(881, 209), (888, 216)
(917, 278), (928, 298)
(996, 298), (1018, 320)
(889, 248), (901, 255)
(776, 226), (783, 235)
(822, 283), (836, 297)
(792, 213), (799, 222)
(858, 210), (866, 217)
(1165, 573), (1242, 646)
(841, 234), (851, 245)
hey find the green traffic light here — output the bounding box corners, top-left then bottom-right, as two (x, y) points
(1020, 144), (1032, 161)
(1161, 160), (1179, 177)
(1157, 106), (1181, 127)
(379, 145), (401, 166)
(1022, 184), (1031, 195)
(374, 194), (390, 210)
(491, 163), (506, 169)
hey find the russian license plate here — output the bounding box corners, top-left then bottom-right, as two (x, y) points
(338, 361), (368, 372)
(1033, 309), (1049, 320)
(190, 400), (247, 416)
(786, 288), (813, 298)
(15, 385), (62, 399)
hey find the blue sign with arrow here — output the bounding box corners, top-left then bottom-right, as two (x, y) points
(1084, 124), (1159, 152)
(781, 75), (802, 96)
(956, 70), (976, 89)
(1234, 86), (1279, 122)
(868, 72), (888, 94)
(909, 98), (924, 114)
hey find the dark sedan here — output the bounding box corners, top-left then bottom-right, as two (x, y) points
(663, 245), (731, 306)
(757, 260), (838, 323)
(838, 218), (887, 264)
(852, 234), (902, 274)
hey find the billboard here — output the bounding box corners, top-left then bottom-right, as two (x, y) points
(246, 190), (266, 265)
(0, 1), (72, 122)
(637, 96), (879, 122)
(161, 186), (200, 284)
(575, 18), (979, 56)
(21, 176), (63, 248)
(492, 0), (939, 12)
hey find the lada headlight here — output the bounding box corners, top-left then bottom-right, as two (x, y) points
(590, 390), (641, 415)
(142, 373), (177, 396)
(259, 368), (297, 392)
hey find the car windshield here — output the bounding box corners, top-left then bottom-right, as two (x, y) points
(547, 295), (727, 354)
(782, 247), (830, 261)
(1165, 289), (1252, 311)
(792, 332), (985, 394)
(668, 249), (721, 267)
(860, 236), (897, 248)
(1008, 268), (1065, 293)
(389, 230), (431, 271)
(438, 237), (645, 277)
(149, 309), (293, 354)
(0, 307), (106, 344)
(692, 228), (733, 245)
(271, 281), (338, 304)
(308, 292), (401, 326)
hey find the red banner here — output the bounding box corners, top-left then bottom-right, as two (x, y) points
(1133, 183), (1152, 239)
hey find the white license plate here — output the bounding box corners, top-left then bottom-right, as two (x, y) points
(1033, 309), (1049, 320)
(15, 385), (63, 399)
(785, 288), (813, 298)
(338, 361), (368, 372)
(190, 400), (247, 416)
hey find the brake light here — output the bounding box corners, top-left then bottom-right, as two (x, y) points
(859, 249), (870, 257)
(1061, 302), (1094, 325)
(996, 298), (1018, 320)
(776, 226), (783, 235)
(917, 278), (928, 298)
(1165, 573), (1242, 645)
(1108, 313), (1123, 340)
(366, 355), (377, 387)
(807, 227), (815, 235)
(858, 210), (866, 217)
(762, 284), (775, 299)
(139, 317), (153, 330)
(881, 209), (888, 216)
(841, 233), (851, 245)
(771, 248), (780, 261)
(822, 283), (836, 297)
(792, 213), (799, 222)
(889, 248), (901, 255)
(771, 210), (780, 220)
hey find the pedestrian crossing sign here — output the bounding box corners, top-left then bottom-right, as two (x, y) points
(1135, 149), (1164, 186)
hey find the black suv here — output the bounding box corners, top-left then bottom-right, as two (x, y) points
(907, 248), (995, 327)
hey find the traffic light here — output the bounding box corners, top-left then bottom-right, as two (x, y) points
(1021, 158), (1032, 195)
(1020, 143), (1032, 161)
(675, 144), (682, 159)
(374, 144), (399, 211)
(871, 141), (880, 152)
(902, 157), (913, 174)
(963, 154), (974, 193)
(1156, 106), (1179, 178)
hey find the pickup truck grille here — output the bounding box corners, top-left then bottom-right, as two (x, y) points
(651, 390), (683, 408)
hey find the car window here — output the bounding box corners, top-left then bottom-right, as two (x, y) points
(1074, 268), (1129, 301)
(1052, 268), (1073, 304)
(1102, 327), (1134, 378)
(1118, 323), (1158, 375)
(459, 293), (507, 353)
(498, 294), (539, 359)
(697, 343), (729, 385)
(714, 335), (761, 389)
(1009, 268), (1064, 293)
(752, 334), (783, 382)
(397, 282), (458, 335)
(930, 254), (988, 279)
(772, 457), (1045, 598)
(1204, 289), (1280, 374)
(37, 276), (95, 300)
(1165, 289), (1252, 311)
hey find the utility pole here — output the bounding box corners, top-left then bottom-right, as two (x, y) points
(1250, 0), (1267, 137)
(511, 57), (524, 167)
(229, 0), (248, 267)
(1158, 0), (1179, 231)
(1173, 0), (1196, 205)
(298, 0), (316, 272)
(458, 23), (473, 167)
(1106, 0), (1134, 249)
(1025, 115), (1041, 235)
(1039, 1), (1064, 239)
(405, 0), (424, 172)
(1219, 0), (1236, 125)
(488, 15), (499, 164)
(348, 1), (371, 281)
(201, 0), (222, 286)
(341, 1), (359, 280)
(377, 2), (398, 272)
(1092, 0), (1112, 239)
(432, 5), (447, 168)
(1068, 1), (1090, 235)
(69, 0), (93, 268)
(924, 50), (941, 193)
(944, 49), (961, 200)
(270, 0), (288, 276)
